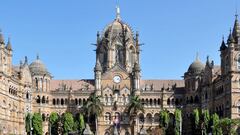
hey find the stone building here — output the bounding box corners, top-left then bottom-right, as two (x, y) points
(0, 6), (240, 135)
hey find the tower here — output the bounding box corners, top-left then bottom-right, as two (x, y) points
(219, 14), (240, 118)
(0, 31), (12, 76)
(94, 5), (141, 95)
(93, 5), (141, 134)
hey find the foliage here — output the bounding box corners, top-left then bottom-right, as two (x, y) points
(159, 110), (170, 135)
(202, 110), (210, 135)
(174, 109), (182, 135)
(62, 112), (74, 135)
(83, 92), (104, 119)
(193, 109), (200, 130)
(127, 95), (145, 116)
(211, 113), (222, 135)
(49, 112), (59, 135)
(83, 92), (103, 135)
(32, 113), (43, 135)
(25, 113), (31, 134)
(218, 118), (240, 135)
(79, 113), (85, 135)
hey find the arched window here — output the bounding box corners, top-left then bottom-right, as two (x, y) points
(150, 99), (153, 106)
(57, 99), (60, 105)
(53, 99), (56, 105)
(146, 113), (152, 124)
(35, 78), (38, 90)
(26, 91), (29, 99)
(157, 99), (161, 106)
(36, 95), (40, 103)
(105, 112), (111, 124)
(42, 96), (46, 104)
(154, 113), (160, 123)
(167, 98), (170, 105)
(75, 98), (78, 105)
(237, 55), (240, 70)
(61, 99), (64, 105)
(154, 99), (157, 106)
(139, 113), (144, 124)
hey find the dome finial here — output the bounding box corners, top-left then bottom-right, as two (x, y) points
(196, 52), (200, 61)
(116, 0), (121, 20)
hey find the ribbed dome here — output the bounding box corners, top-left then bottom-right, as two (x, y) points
(188, 59), (205, 74)
(102, 19), (134, 41)
(29, 55), (49, 75)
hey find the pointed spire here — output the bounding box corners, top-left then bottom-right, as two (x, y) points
(94, 57), (102, 72)
(227, 28), (235, 44)
(220, 36), (227, 51)
(116, 3), (121, 20)
(97, 31), (100, 45)
(206, 55), (210, 65)
(232, 13), (240, 40)
(136, 31), (140, 53)
(6, 37), (12, 51)
(0, 29), (5, 44)
(19, 60), (23, 69)
(24, 56), (28, 65)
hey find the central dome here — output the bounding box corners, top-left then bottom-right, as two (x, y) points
(188, 59), (205, 74)
(102, 19), (134, 41)
(101, 6), (134, 43)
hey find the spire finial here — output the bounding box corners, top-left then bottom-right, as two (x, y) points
(24, 56), (28, 64)
(196, 52), (200, 61)
(116, 0), (121, 20)
(235, 0), (238, 18)
(37, 53), (40, 60)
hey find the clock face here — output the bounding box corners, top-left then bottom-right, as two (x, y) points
(113, 75), (121, 83)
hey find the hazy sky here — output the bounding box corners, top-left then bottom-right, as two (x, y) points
(0, 0), (238, 79)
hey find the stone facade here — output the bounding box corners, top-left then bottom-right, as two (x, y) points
(0, 7), (240, 135)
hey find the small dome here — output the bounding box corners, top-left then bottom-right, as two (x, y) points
(29, 55), (49, 75)
(188, 59), (205, 74)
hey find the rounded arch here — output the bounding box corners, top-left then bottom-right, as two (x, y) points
(42, 96), (46, 104)
(145, 113), (152, 124)
(36, 95), (41, 103)
(150, 99), (153, 106)
(154, 113), (160, 123)
(52, 99), (56, 105)
(139, 113), (144, 124)
(167, 98), (170, 105)
(61, 99), (64, 105)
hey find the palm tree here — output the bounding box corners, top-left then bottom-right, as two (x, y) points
(126, 95), (145, 134)
(83, 91), (104, 135)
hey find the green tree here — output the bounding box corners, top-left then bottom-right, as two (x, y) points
(202, 110), (210, 135)
(211, 113), (222, 135)
(126, 95), (145, 135)
(159, 110), (170, 135)
(218, 118), (240, 135)
(78, 113), (85, 135)
(193, 109), (200, 132)
(83, 92), (103, 135)
(174, 109), (182, 135)
(32, 113), (43, 135)
(25, 113), (32, 135)
(49, 112), (59, 135)
(62, 112), (74, 135)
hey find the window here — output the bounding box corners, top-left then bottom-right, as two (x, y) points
(238, 55), (240, 70)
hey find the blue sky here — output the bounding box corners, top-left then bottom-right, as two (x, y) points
(0, 0), (238, 79)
